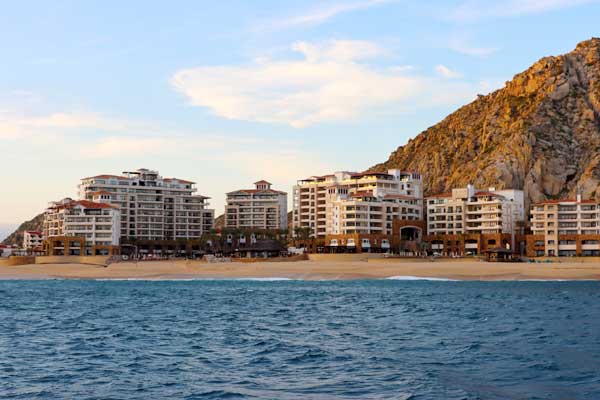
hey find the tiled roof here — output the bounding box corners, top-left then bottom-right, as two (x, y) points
(81, 174), (128, 181)
(427, 192), (453, 199)
(228, 189), (286, 195)
(351, 191), (375, 198)
(254, 180), (272, 185)
(164, 178), (195, 184)
(474, 191), (502, 197)
(383, 194), (415, 200)
(52, 200), (119, 210)
(26, 231), (42, 235)
(533, 198), (598, 205)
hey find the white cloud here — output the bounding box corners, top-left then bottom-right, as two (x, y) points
(447, 37), (497, 56)
(171, 40), (429, 128)
(81, 137), (168, 159)
(255, 0), (395, 31)
(435, 64), (463, 79)
(449, 0), (596, 21)
(0, 111), (153, 140)
(291, 40), (386, 62)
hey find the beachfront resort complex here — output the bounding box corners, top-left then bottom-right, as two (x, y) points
(78, 169), (215, 241)
(225, 181), (288, 230)
(5, 166), (600, 259)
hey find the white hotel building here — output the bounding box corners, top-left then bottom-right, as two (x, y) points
(23, 231), (43, 250)
(426, 185), (525, 235)
(225, 180), (288, 230)
(530, 195), (600, 256)
(293, 170), (423, 238)
(78, 168), (214, 241)
(43, 198), (121, 249)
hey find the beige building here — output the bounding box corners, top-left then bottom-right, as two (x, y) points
(78, 168), (214, 241)
(23, 231), (43, 250)
(225, 180), (287, 230)
(427, 185), (525, 236)
(529, 195), (600, 256)
(43, 198), (121, 254)
(293, 170), (422, 238)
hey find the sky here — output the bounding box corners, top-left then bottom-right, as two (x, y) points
(1, 0), (600, 240)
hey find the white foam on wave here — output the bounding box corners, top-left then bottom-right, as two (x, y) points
(93, 277), (296, 282)
(386, 275), (457, 281)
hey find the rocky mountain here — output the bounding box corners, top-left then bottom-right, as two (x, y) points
(214, 214), (225, 231)
(2, 213), (44, 246)
(370, 38), (600, 206)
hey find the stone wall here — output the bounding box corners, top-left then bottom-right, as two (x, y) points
(35, 256), (111, 266)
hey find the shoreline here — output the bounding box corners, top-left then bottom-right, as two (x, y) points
(1, 259), (600, 281)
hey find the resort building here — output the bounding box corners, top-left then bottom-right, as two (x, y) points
(528, 195), (600, 256)
(425, 185), (525, 256)
(427, 185), (525, 235)
(293, 170), (424, 252)
(23, 231), (43, 250)
(225, 180), (287, 230)
(42, 198), (121, 255)
(78, 168), (214, 241)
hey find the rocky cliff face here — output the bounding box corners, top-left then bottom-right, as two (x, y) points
(1, 213), (44, 246)
(370, 38), (600, 205)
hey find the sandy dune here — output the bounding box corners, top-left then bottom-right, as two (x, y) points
(1, 259), (600, 280)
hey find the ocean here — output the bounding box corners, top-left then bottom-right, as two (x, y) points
(1, 279), (599, 399)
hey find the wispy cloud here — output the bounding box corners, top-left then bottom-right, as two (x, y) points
(435, 64), (463, 79)
(449, 0), (597, 21)
(255, 0), (396, 31)
(447, 37), (497, 56)
(171, 39), (480, 128)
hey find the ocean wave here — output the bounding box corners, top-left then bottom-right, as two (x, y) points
(386, 276), (457, 281)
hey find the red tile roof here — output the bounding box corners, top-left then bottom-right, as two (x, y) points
(474, 191), (502, 197)
(254, 180), (272, 185)
(81, 174), (128, 181)
(350, 191), (375, 198)
(533, 198), (598, 206)
(164, 178), (195, 184)
(228, 189), (286, 195)
(383, 194), (416, 200)
(427, 192), (453, 199)
(52, 200), (119, 210)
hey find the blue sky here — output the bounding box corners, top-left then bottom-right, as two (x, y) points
(1, 0), (599, 239)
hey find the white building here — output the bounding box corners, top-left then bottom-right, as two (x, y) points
(426, 185), (525, 235)
(78, 168), (214, 241)
(43, 198), (121, 249)
(530, 195), (600, 256)
(225, 180), (287, 230)
(23, 231), (43, 250)
(293, 170), (423, 238)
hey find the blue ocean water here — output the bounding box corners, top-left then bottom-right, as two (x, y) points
(1, 280), (599, 399)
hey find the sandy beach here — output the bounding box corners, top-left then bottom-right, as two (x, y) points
(1, 259), (600, 281)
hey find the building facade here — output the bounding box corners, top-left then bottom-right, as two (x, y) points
(78, 168), (214, 241)
(529, 195), (600, 256)
(293, 170), (423, 239)
(23, 231), (43, 250)
(427, 185), (525, 236)
(425, 185), (525, 256)
(225, 180), (287, 230)
(43, 198), (121, 255)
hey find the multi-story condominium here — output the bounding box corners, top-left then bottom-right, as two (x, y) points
(43, 198), (121, 255)
(426, 185), (525, 236)
(529, 195), (600, 256)
(23, 231), (43, 250)
(225, 180), (287, 230)
(293, 170), (423, 238)
(78, 168), (214, 241)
